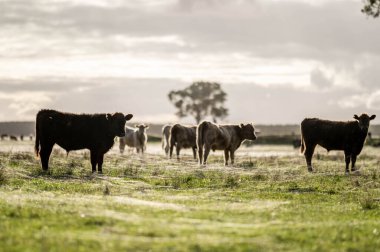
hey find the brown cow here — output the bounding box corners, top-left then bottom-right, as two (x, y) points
(300, 114), (376, 173)
(169, 124), (197, 160)
(197, 121), (257, 165)
(35, 109), (133, 173)
(161, 124), (172, 156)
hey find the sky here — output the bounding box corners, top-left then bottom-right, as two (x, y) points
(0, 0), (379, 124)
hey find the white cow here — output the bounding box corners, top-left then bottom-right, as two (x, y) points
(119, 124), (149, 154)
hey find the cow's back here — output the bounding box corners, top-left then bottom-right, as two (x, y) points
(301, 118), (362, 151)
(171, 124), (196, 148)
(36, 109), (113, 151)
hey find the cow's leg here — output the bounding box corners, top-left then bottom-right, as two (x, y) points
(165, 146), (169, 156)
(192, 147), (197, 160)
(344, 150), (351, 174)
(176, 145), (181, 160)
(90, 151), (97, 173)
(224, 149), (229, 166)
(203, 145), (211, 165)
(230, 150), (235, 165)
(136, 148), (140, 154)
(351, 155), (357, 172)
(304, 144), (316, 172)
(97, 154), (104, 174)
(198, 146), (203, 165)
(40, 142), (54, 171)
(119, 139), (125, 154)
(169, 144), (174, 159)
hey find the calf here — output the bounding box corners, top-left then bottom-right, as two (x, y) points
(35, 109), (133, 173)
(161, 124), (172, 156)
(10, 135), (17, 141)
(169, 124), (197, 160)
(119, 124), (148, 154)
(197, 121), (257, 165)
(300, 114), (376, 173)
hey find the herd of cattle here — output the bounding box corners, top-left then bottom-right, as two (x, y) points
(25, 109), (378, 174)
(1, 134), (32, 141)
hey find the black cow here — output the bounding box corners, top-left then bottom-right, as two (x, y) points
(300, 114), (376, 173)
(35, 109), (133, 173)
(169, 124), (197, 160)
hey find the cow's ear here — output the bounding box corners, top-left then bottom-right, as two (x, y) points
(135, 124), (139, 128)
(240, 123), (244, 128)
(370, 115), (376, 120)
(125, 114), (133, 121)
(106, 113), (112, 120)
(353, 114), (360, 120)
(145, 125), (149, 129)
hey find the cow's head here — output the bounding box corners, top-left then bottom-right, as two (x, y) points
(354, 114), (376, 131)
(107, 113), (133, 137)
(135, 124), (149, 134)
(240, 123), (257, 141)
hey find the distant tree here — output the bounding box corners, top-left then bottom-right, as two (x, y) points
(168, 81), (228, 124)
(362, 0), (380, 18)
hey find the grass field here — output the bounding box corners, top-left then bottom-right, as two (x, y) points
(0, 141), (380, 251)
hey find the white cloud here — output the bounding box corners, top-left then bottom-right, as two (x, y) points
(0, 91), (54, 120)
(310, 68), (333, 89)
(337, 94), (368, 109)
(367, 90), (380, 110)
(337, 91), (380, 111)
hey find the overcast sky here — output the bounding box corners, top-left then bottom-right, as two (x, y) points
(0, 0), (379, 124)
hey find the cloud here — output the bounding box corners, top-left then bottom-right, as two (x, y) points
(367, 90), (380, 110)
(337, 93), (368, 109)
(0, 91), (53, 120)
(310, 68), (334, 89)
(0, 0), (379, 123)
(336, 90), (380, 112)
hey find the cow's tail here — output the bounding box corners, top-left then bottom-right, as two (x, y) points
(300, 121), (305, 154)
(197, 121), (208, 151)
(34, 112), (41, 157)
(161, 127), (167, 150)
(161, 134), (165, 150)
